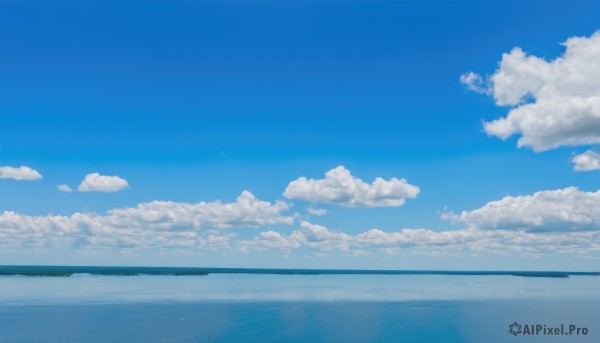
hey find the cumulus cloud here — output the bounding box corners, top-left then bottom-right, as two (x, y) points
(0, 191), (293, 250)
(0, 211), (79, 251)
(199, 233), (238, 251)
(0, 166), (43, 181)
(238, 230), (303, 253)
(283, 166), (420, 207)
(572, 150), (600, 171)
(465, 31), (600, 151)
(4, 185), (600, 257)
(56, 184), (73, 192)
(237, 221), (353, 253)
(297, 221), (354, 252)
(238, 220), (600, 256)
(104, 191), (292, 231)
(78, 173), (129, 192)
(445, 187), (600, 232)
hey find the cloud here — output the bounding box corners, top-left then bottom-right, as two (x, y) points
(238, 220), (600, 256)
(0, 191), (293, 250)
(306, 207), (327, 216)
(237, 221), (356, 253)
(199, 233), (238, 251)
(3, 191), (600, 257)
(297, 221), (353, 252)
(0, 211), (79, 251)
(459, 71), (489, 94)
(78, 173), (129, 192)
(104, 191), (292, 231)
(572, 150), (600, 171)
(283, 166), (420, 207)
(238, 230), (303, 253)
(56, 184), (73, 192)
(465, 31), (600, 151)
(238, 221), (474, 254)
(445, 187), (600, 232)
(3, 185), (600, 258)
(0, 166), (43, 181)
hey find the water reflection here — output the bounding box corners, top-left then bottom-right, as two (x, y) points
(0, 274), (598, 304)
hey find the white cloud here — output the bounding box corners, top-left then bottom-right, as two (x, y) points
(466, 31), (600, 151)
(306, 207), (327, 216)
(104, 191), (292, 231)
(0, 211), (79, 251)
(283, 166), (420, 207)
(459, 71), (489, 94)
(297, 221), (353, 252)
(0, 166), (43, 181)
(238, 230), (303, 253)
(236, 222), (431, 254)
(238, 220), (600, 256)
(56, 184), (73, 192)
(78, 173), (129, 192)
(0, 191), (293, 250)
(237, 221), (353, 253)
(4, 185), (600, 258)
(200, 233), (238, 251)
(445, 187), (600, 232)
(572, 150), (600, 171)
(357, 227), (600, 255)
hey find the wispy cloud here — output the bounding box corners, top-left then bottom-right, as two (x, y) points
(306, 207), (328, 216)
(459, 71), (490, 94)
(56, 184), (73, 192)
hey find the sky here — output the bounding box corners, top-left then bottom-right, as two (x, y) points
(1, 0), (600, 270)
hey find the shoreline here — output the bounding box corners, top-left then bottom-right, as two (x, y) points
(1, 265), (598, 278)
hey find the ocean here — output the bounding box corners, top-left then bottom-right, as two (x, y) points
(0, 266), (598, 342)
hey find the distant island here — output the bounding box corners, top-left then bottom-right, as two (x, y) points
(1, 266), (598, 278)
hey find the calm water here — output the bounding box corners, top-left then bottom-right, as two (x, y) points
(0, 273), (598, 342)
(1, 273), (600, 304)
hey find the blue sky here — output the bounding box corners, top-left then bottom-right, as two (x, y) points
(1, 0), (600, 270)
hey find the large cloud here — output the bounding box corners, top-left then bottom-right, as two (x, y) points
(445, 187), (600, 232)
(0, 191), (293, 250)
(572, 150), (600, 171)
(0, 166), (43, 181)
(3, 187), (600, 257)
(462, 31), (600, 151)
(3, 200), (600, 257)
(78, 173), (129, 192)
(283, 166), (420, 207)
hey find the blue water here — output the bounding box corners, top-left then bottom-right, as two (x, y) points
(1, 273), (600, 304)
(1, 301), (597, 343)
(1, 270), (598, 342)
